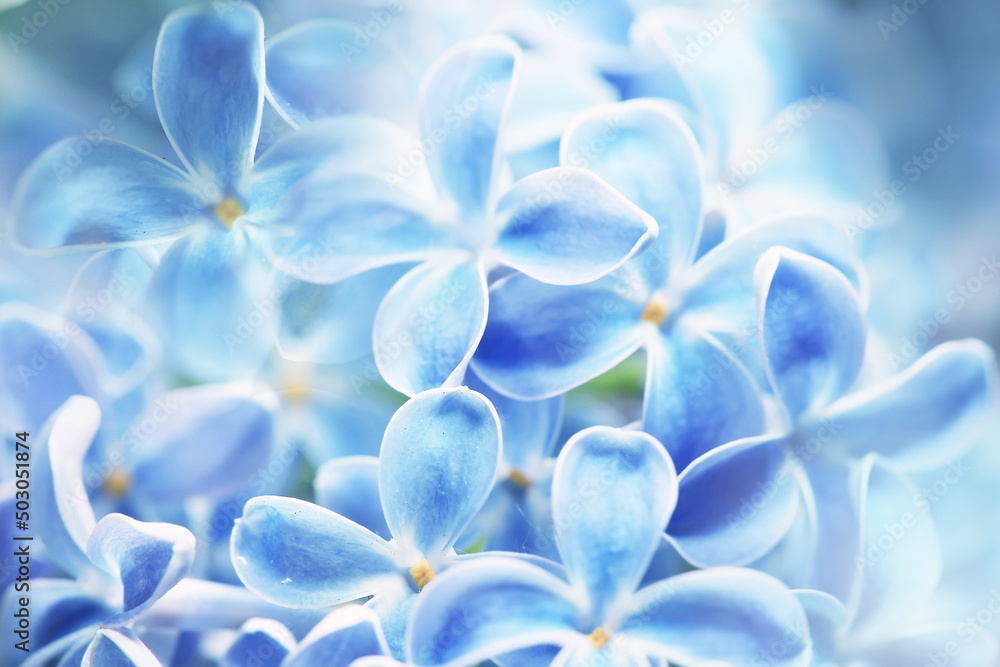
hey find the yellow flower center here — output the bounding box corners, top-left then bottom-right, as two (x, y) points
(640, 297), (669, 326)
(103, 469), (132, 499)
(214, 197), (246, 230)
(409, 559), (436, 590)
(508, 468), (532, 489)
(588, 627), (610, 649)
(283, 385), (311, 404)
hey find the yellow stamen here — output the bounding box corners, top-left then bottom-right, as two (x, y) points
(103, 469), (132, 499)
(588, 627), (610, 649)
(214, 198), (246, 230)
(409, 559), (436, 590)
(283, 385), (311, 404)
(640, 297), (669, 326)
(508, 468), (532, 489)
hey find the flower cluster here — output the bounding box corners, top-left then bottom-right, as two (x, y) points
(1, 1), (999, 666)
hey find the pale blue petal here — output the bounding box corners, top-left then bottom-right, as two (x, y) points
(493, 167), (657, 285)
(465, 369), (563, 469)
(265, 20), (417, 128)
(0, 303), (104, 437)
(82, 628), (161, 667)
(668, 436), (799, 567)
(820, 340), (996, 471)
(419, 36), (520, 215)
(244, 116), (435, 217)
(231, 496), (398, 607)
(406, 558), (585, 666)
(154, 2), (263, 186)
(799, 458), (861, 603)
(379, 387), (501, 559)
(755, 248), (866, 420)
(128, 383), (274, 503)
(849, 456), (941, 639)
(276, 264), (411, 365)
(11, 138), (202, 251)
(86, 514), (195, 627)
(34, 396), (102, 577)
(366, 579), (416, 661)
(549, 641), (652, 667)
(559, 99), (704, 275)
(287, 393), (392, 464)
(552, 427), (676, 619)
(373, 261), (487, 396)
(264, 171), (447, 285)
(793, 590), (847, 667)
(283, 606), (390, 667)
(223, 619), (294, 667)
(683, 215), (863, 334)
(616, 569), (810, 667)
(315, 456), (391, 540)
(471, 272), (647, 400)
(146, 228), (274, 381)
(855, 625), (999, 667)
(643, 326), (764, 471)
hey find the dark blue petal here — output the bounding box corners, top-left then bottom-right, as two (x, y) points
(643, 326), (764, 471)
(756, 248), (866, 420)
(223, 619), (294, 667)
(86, 514), (196, 627)
(283, 606), (390, 667)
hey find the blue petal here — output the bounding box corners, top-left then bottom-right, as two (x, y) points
(559, 99), (704, 276)
(755, 248), (866, 420)
(154, 2), (264, 187)
(283, 606), (390, 667)
(373, 261), (487, 396)
(145, 228), (274, 381)
(285, 392), (392, 464)
(315, 456), (391, 541)
(231, 496), (399, 607)
(799, 458), (861, 603)
(276, 264), (411, 365)
(34, 396), (102, 577)
(264, 171), (447, 285)
(419, 36), (520, 215)
(128, 383), (274, 503)
(223, 619), (295, 667)
(643, 326), (764, 471)
(379, 387), (501, 560)
(11, 138), (202, 251)
(265, 20), (418, 128)
(683, 215), (863, 334)
(245, 116), (435, 217)
(849, 455), (941, 639)
(493, 167), (656, 285)
(406, 557), (585, 666)
(82, 628), (161, 667)
(854, 625), (999, 667)
(549, 641), (651, 667)
(615, 568), (810, 667)
(793, 590), (847, 667)
(668, 436), (800, 567)
(366, 579), (417, 661)
(0, 303), (104, 438)
(820, 340), (996, 471)
(465, 369), (563, 470)
(471, 272), (647, 400)
(87, 514), (196, 627)
(552, 427), (676, 619)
